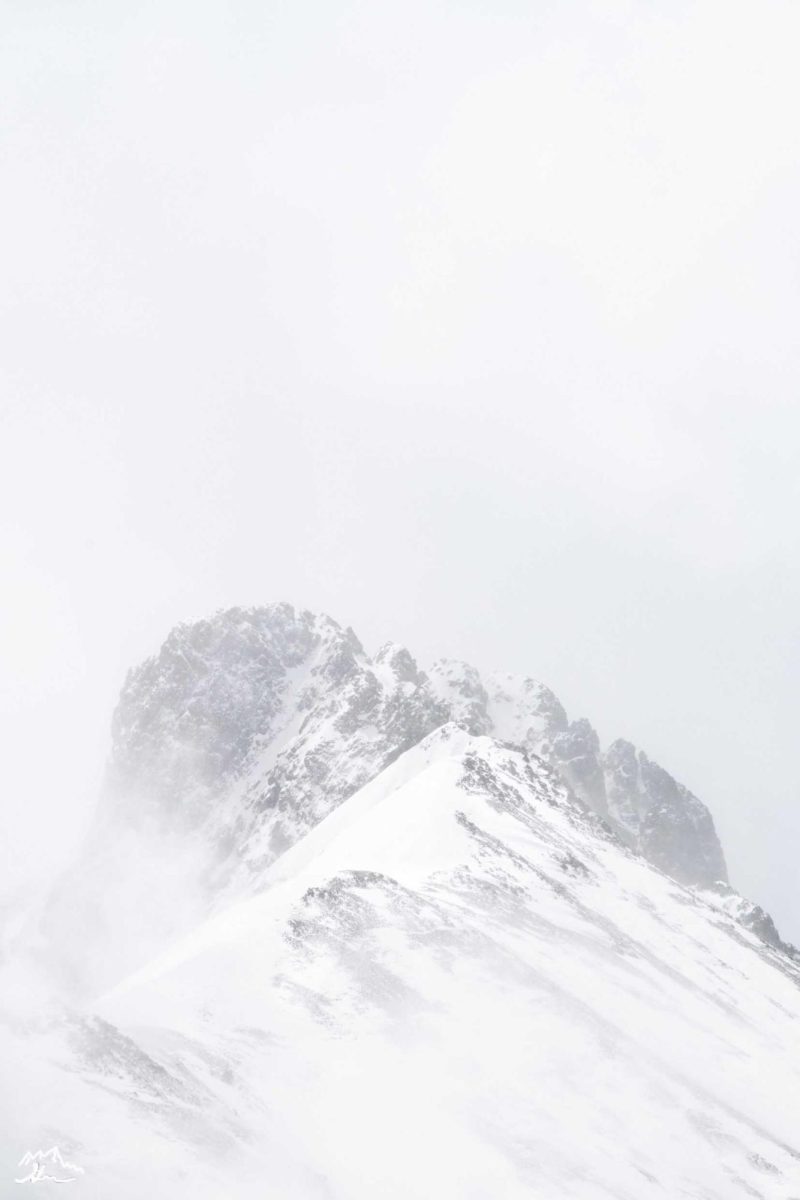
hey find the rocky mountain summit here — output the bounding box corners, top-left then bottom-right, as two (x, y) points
(99, 604), (724, 879)
(46, 601), (792, 997)
(117, 604), (730, 882)
(109, 602), (727, 888)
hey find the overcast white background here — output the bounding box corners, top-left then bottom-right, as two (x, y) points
(1, 1), (798, 940)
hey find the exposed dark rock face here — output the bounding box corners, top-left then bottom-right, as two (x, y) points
(603, 741), (727, 888)
(604, 739), (644, 833)
(109, 604), (323, 827)
(636, 756), (727, 888)
(551, 718), (609, 819)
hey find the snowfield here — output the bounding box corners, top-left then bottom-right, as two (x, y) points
(3, 722), (800, 1199)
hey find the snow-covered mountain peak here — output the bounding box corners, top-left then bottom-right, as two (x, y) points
(7, 604), (800, 1198)
(46, 604), (743, 997)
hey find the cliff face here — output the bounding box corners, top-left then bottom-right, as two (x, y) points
(603, 740), (728, 887)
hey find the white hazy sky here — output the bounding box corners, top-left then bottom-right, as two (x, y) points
(2, 1), (799, 939)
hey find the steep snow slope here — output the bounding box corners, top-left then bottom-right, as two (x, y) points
(5, 727), (800, 1199)
(45, 605), (740, 996)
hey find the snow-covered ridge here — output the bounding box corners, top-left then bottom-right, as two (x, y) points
(8, 721), (800, 1199)
(44, 602), (788, 997)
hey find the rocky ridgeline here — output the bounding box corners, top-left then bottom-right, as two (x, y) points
(423, 662), (728, 891)
(109, 603), (728, 890)
(50, 602), (788, 991)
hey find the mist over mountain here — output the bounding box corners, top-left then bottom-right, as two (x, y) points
(46, 603), (736, 991)
(1, 603), (798, 1198)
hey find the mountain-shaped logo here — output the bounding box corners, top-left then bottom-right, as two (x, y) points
(15, 1147), (84, 1185)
